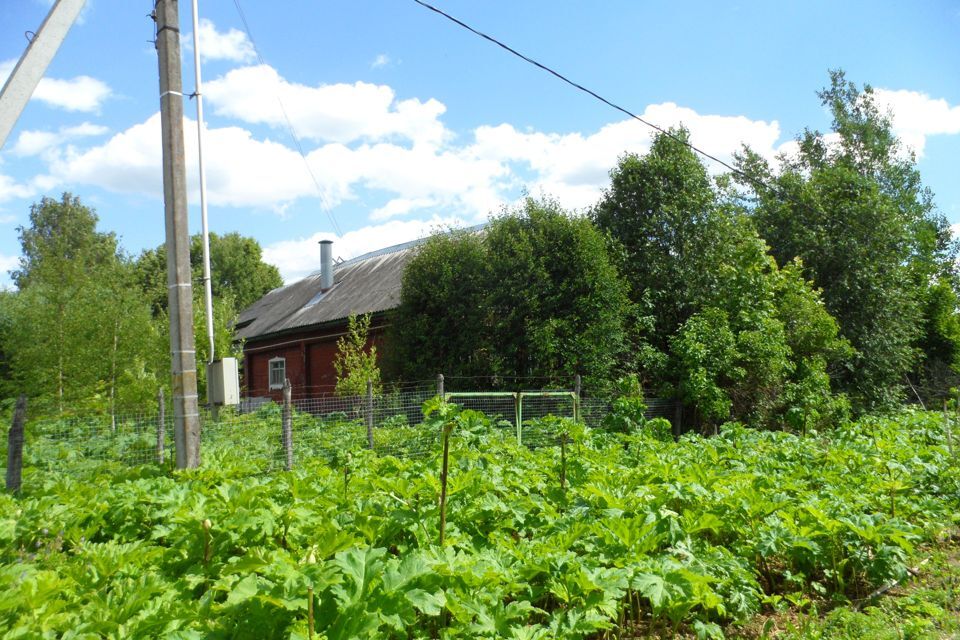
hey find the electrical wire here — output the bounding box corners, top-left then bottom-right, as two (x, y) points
(231, 0), (343, 237)
(407, 0), (832, 221)
(408, 4), (960, 390)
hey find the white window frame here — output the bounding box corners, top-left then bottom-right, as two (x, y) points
(268, 357), (286, 390)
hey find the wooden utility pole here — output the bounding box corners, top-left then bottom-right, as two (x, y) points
(155, 0), (201, 468)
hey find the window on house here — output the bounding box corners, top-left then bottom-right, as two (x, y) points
(268, 357), (286, 390)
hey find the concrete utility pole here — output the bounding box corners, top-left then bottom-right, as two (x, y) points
(155, 0), (201, 468)
(0, 0), (87, 150)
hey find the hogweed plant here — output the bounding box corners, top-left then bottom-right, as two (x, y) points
(0, 406), (956, 638)
(202, 518), (212, 567)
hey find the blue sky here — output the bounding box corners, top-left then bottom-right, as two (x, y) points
(1, 0), (959, 288)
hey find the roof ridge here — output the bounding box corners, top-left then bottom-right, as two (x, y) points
(303, 222), (488, 277)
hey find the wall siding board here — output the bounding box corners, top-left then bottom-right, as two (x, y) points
(243, 324), (386, 399)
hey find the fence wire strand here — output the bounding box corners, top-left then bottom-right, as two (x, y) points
(13, 388), (677, 475)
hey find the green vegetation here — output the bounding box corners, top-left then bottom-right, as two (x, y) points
(2, 70), (958, 638)
(734, 70), (958, 410)
(594, 130), (851, 431)
(334, 314), (382, 398)
(133, 231), (283, 315)
(0, 195), (280, 412)
(2, 406), (958, 638)
(391, 71), (958, 427)
(1, 194), (165, 414)
(388, 197), (632, 392)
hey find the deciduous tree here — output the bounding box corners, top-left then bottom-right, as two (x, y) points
(135, 231), (282, 315)
(596, 130), (850, 429)
(389, 199), (632, 391)
(5, 194), (162, 413)
(735, 70), (958, 409)
(334, 314), (382, 397)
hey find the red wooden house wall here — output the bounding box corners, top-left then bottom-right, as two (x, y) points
(242, 321), (387, 400)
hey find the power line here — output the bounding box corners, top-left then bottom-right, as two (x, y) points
(231, 0), (343, 237)
(407, 0), (809, 213)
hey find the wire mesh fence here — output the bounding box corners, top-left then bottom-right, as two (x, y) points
(20, 410), (176, 472)
(11, 387), (677, 476)
(578, 396), (676, 428)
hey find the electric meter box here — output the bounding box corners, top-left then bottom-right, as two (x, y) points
(207, 357), (240, 406)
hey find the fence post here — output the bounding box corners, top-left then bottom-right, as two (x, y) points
(573, 374), (581, 423)
(945, 399), (954, 458)
(6, 395), (26, 494)
(673, 401), (682, 440)
(157, 388), (166, 465)
(366, 379), (374, 450)
(282, 378), (293, 471)
(514, 392), (522, 446)
(437, 373), (444, 399)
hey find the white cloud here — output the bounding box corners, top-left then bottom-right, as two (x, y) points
(0, 253), (18, 290)
(370, 197), (436, 220)
(0, 59), (110, 113)
(196, 123), (330, 208)
(63, 123), (108, 137)
(371, 54), (391, 69)
(314, 141), (507, 207)
(46, 111), (508, 217)
(49, 113), (320, 208)
(203, 65), (448, 146)
(0, 173), (36, 204)
(468, 102), (783, 209)
(194, 18), (256, 63)
(11, 122), (108, 157)
(643, 103), (783, 163)
(15, 71), (797, 244)
(0, 213), (16, 224)
(263, 216), (467, 283)
(11, 131), (58, 157)
(873, 88), (960, 158)
(49, 114), (164, 196)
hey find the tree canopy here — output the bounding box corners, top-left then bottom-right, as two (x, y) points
(4, 71), (957, 431)
(388, 198), (632, 391)
(734, 70), (959, 409)
(135, 231), (283, 315)
(11, 194), (120, 290)
(0, 194), (279, 412)
(593, 130), (851, 429)
(334, 314), (382, 397)
(2, 194), (164, 413)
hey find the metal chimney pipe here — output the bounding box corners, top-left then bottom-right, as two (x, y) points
(319, 239), (333, 290)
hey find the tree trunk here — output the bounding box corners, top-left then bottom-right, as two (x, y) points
(6, 396), (26, 493)
(57, 315), (64, 414)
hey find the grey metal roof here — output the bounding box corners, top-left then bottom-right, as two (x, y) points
(234, 241), (415, 342)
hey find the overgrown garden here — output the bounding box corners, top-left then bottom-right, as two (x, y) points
(2, 70), (960, 639)
(2, 403), (959, 638)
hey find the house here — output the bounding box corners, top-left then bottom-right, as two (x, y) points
(234, 238), (418, 400)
